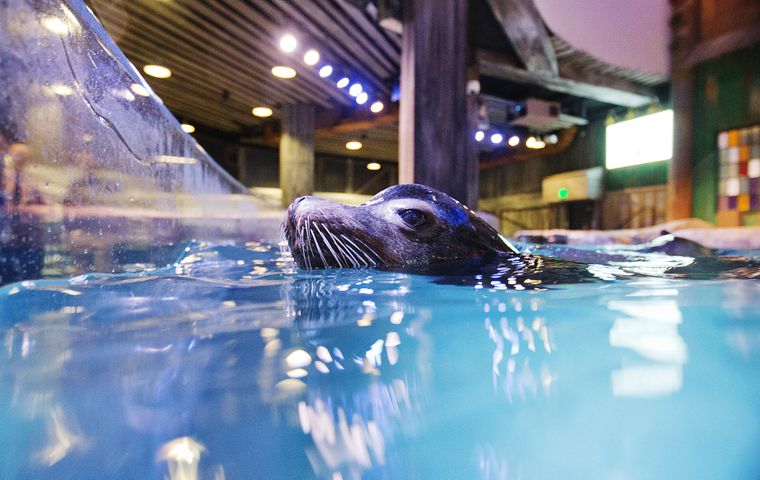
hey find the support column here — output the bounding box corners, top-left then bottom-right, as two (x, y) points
(279, 104), (315, 207)
(399, 0), (478, 208)
(668, 68), (694, 220)
(667, 0), (698, 220)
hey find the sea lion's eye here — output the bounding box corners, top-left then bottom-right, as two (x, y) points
(398, 209), (426, 228)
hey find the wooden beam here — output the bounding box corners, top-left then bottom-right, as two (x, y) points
(316, 105), (399, 135)
(684, 21), (760, 68)
(399, 0), (478, 207)
(477, 49), (658, 108)
(484, 0), (558, 76)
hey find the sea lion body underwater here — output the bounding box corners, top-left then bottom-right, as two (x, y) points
(283, 183), (760, 286)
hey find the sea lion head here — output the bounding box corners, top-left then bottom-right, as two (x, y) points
(283, 184), (513, 270)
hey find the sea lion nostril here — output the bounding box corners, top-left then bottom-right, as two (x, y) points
(294, 196), (307, 205)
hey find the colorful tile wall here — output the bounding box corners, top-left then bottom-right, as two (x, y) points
(717, 124), (760, 214)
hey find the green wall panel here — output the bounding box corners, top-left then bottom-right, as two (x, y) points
(692, 45), (760, 221)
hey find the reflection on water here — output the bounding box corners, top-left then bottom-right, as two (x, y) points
(2, 243), (760, 479)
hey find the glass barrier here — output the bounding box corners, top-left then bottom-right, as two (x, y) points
(0, 0), (281, 285)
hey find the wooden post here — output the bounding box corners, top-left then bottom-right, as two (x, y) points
(279, 104), (315, 207)
(399, 0), (477, 208)
(667, 0), (698, 220)
(668, 68), (694, 220)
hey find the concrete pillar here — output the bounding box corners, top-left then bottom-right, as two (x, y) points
(279, 104), (315, 207)
(399, 0), (478, 208)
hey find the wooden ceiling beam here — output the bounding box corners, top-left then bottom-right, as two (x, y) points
(267, 0), (391, 92)
(149, 1), (343, 107)
(484, 0), (558, 76)
(94, 4), (311, 110)
(477, 49), (658, 108)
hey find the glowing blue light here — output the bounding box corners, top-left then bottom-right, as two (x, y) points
(490, 133), (504, 144)
(336, 77), (350, 88)
(319, 65), (333, 78)
(474, 130), (485, 142)
(349, 83), (363, 97)
(356, 92), (368, 104)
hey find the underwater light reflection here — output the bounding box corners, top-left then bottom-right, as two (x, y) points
(608, 295), (687, 397)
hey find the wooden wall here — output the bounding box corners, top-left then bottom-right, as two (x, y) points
(479, 118), (670, 233)
(601, 185), (668, 230)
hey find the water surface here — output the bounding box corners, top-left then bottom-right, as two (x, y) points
(1, 243), (759, 479)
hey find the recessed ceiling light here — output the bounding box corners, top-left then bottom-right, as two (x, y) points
(349, 83), (363, 97)
(345, 141), (363, 151)
(279, 34), (297, 52)
(474, 130), (485, 142)
(336, 77), (350, 88)
(271, 66), (296, 79)
(303, 49), (320, 66)
(370, 101), (384, 113)
(508, 135), (520, 147)
(181, 123), (195, 133)
(319, 65), (333, 78)
(143, 64), (172, 79)
(356, 92), (368, 105)
(252, 106), (274, 118)
(367, 162), (381, 171)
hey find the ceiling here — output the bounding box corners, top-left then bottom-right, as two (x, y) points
(88, 0), (667, 165)
(89, 0), (399, 129)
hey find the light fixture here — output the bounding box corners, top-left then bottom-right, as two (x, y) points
(474, 130), (485, 142)
(356, 92), (368, 105)
(490, 133), (503, 144)
(303, 49), (320, 66)
(508, 135), (520, 147)
(367, 162), (381, 171)
(526, 136), (546, 149)
(279, 34), (297, 52)
(545, 133), (559, 144)
(181, 123), (195, 134)
(336, 77), (350, 88)
(370, 101), (384, 113)
(252, 106), (273, 118)
(349, 83), (363, 97)
(319, 65), (333, 78)
(271, 66), (296, 78)
(130, 83), (150, 97)
(143, 64), (172, 79)
(345, 141), (363, 150)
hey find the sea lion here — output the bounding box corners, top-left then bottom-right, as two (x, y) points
(283, 183), (517, 270)
(283, 184), (760, 287)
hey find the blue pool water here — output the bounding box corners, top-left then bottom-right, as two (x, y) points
(1, 243), (759, 479)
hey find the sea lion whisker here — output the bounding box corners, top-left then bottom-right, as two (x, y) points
(326, 226), (360, 268)
(337, 235), (366, 267)
(335, 231), (367, 268)
(354, 238), (382, 262)
(309, 221), (329, 268)
(301, 220), (313, 269)
(314, 222), (344, 268)
(339, 234), (372, 267)
(339, 234), (376, 266)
